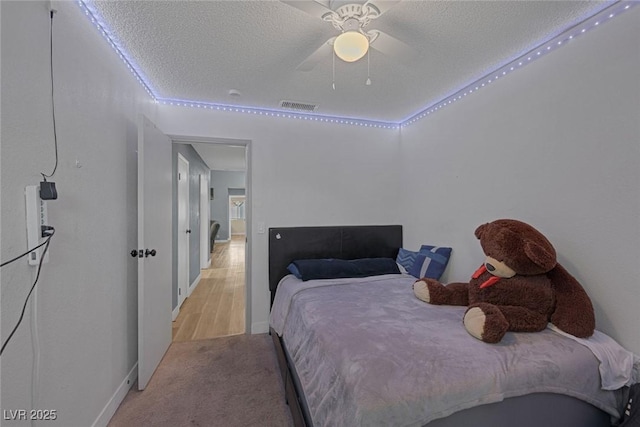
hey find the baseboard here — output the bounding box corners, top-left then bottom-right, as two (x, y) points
(91, 362), (138, 427)
(172, 305), (180, 321)
(187, 272), (201, 297)
(251, 321), (269, 334)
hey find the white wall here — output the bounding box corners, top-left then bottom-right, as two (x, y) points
(155, 107), (402, 332)
(1, 2), (638, 426)
(398, 7), (640, 355)
(1, 1), (155, 426)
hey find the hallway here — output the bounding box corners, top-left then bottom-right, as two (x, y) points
(172, 235), (245, 341)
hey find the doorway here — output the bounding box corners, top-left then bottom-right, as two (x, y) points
(229, 194), (246, 238)
(170, 139), (250, 342)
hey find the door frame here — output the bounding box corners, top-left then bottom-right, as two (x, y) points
(177, 153), (190, 309)
(200, 174), (210, 269)
(168, 135), (252, 335)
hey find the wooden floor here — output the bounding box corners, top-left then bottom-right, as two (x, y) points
(172, 235), (246, 341)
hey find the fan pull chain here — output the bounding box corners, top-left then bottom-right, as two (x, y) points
(332, 50), (336, 90)
(366, 49), (372, 86)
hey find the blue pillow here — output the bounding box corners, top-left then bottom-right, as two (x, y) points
(396, 247), (421, 273)
(407, 245), (452, 280)
(287, 258), (400, 281)
(287, 262), (303, 279)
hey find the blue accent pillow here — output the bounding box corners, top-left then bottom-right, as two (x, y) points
(396, 248), (421, 273)
(287, 262), (303, 279)
(407, 245), (452, 280)
(287, 258), (400, 281)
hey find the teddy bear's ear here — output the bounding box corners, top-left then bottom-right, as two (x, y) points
(523, 240), (556, 271)
(474, 223), (490, 240)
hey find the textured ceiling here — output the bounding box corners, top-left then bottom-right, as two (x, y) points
(88, 0), (615, 123)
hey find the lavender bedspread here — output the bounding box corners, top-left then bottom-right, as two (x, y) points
(269, 274), (622, 426)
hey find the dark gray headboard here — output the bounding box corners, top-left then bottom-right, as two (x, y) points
(268, 225), (403, 305)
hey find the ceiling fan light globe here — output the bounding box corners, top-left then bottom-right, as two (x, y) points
(333, 31), (369, 62)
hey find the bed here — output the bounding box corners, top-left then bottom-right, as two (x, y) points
(268, 225), (625, 427)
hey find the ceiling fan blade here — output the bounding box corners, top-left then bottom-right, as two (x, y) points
(369, 30), (413, 65)
(366, 0), (402, 17)
(296, 37), (335, 72)
(280, 0), (333, 20)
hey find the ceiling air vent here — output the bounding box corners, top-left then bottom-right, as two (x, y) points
(279, 100), (318, 112)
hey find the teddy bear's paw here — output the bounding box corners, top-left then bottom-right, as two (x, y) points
(464, 304), (509, 343)
(413, 280), (432, 303)
(464, 307), (486, 340)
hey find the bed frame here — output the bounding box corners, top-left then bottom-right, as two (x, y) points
(268, 225), (612, 427)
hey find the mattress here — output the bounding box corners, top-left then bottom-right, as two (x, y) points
(270, 273), (624, 427)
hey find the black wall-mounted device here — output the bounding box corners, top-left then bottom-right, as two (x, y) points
(40, 181), (57, 200)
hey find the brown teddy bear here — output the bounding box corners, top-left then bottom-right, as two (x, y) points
(413, 219), (595, 343)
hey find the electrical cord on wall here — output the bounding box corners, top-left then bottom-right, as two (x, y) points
(0, 238), (51, 268)
(0, 228), (55, 357)
(31, 274), (41, 427)
(41, 9), (58, 182)
(26, 9), (57, 416)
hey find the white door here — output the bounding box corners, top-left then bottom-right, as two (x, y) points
(177, 154), (190, 307)
(137, 115), (172, 390)
(199, 174), (209, 269)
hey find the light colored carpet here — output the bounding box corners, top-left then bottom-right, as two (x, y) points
(108, 334), (294, 427)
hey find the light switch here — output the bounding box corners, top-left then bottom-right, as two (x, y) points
(257, 221), (266, 234)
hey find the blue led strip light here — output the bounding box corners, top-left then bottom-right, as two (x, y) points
(78, 1), (635, 129)
(400, 1), (637, 127)
(77, 0), (158, 100)
(157, 99), (400, 129)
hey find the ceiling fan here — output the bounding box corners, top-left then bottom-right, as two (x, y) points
(281, 0), (412, 71)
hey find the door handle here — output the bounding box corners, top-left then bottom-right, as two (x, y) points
(186, 229), (192, 234)
(145, 249), (157, 257)
(131, 249), (143, 258)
